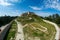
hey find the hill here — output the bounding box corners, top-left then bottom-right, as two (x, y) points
(16, 12), (56, 40)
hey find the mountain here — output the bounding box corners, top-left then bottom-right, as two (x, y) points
(17, 12), (56, 40)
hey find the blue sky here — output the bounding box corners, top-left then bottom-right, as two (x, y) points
(0, 0), (60, 16)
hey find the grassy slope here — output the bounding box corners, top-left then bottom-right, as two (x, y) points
(17, 13), (56, 40)
(5, 21), (17, 40)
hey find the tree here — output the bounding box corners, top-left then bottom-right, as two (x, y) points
(55, 17), (60, 24)
(0, 16), (17, 27)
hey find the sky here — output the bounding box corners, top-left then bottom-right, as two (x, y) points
(0, 0), (60, 17)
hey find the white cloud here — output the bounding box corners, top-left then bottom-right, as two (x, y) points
(7, 0), (23, 3)
(29, 0), (60, 11)
(0, 0), (13, 6)
(8, 0), (21, 2)
(44, 0), (60, 10)
(29, 6), (42, 10)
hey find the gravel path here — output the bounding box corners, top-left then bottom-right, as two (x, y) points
(15, 20), (24, 40)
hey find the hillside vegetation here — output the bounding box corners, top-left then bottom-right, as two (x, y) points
(44, 14), (60, 27)
(5, 21), (17, 40)
(17, 12), (56, 40)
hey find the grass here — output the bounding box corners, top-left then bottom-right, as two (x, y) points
(38, 21), (56, 40)
(17, 13), (56, 40)
(17, 17), (35, 25)
(23, 21), (56, 40)
(5, 21), (17, 40)
(30, 23), (47, 30)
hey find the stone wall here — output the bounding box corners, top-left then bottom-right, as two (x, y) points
(0, 23), (11, 40)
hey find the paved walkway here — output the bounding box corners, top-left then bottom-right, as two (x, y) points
(43, 20), (59, 40)
(0, 23), (11, 40)
(15, 20), (24, 40)
(0, 24), (10, 34)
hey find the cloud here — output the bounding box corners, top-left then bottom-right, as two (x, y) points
(29, 6), (42, 10)
(0, 0), (13, 6)
(8, 0), (23, 3)
(8, 0), (20, 2)
(29, 0), (60, 11)
(44, 0), (60, 10)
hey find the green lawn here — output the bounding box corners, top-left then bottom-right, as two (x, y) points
(5, 21), (17, 40)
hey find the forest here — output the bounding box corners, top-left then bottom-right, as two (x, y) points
(0, 16), (17, 27)
(44, 14), (60, 27)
